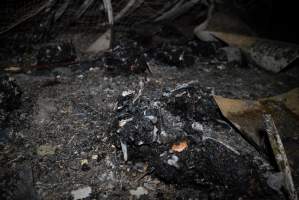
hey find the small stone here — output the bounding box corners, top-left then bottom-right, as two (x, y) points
(129, 186), (148, 199)
(119, 118), (133, 127)
(71, 186), (92, 200)
(92, 155), (98, 160)
(171, 140), (188, 153)
(217, 65), (226, 70)
(192, 122), (203, 132)
(145, 115), (158, 124)
(80, 159), (88, 165)
(134, 162), (148, 173)
(122, 90), (135, 97)
(77, 75), (84, 79)
(167, 155), (179, 168)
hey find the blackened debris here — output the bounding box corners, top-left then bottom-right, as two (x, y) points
(0, 75), (22, 127)
(115, 90), (161, 147)
(153, 42), (196, 68)
(151, 39), (224, 68)
(102, 39), (149, 75)
(162, 82), (220, 122)
(37, 42), (77, 65)
(113, 82), (281, 199)
(103, 29), (227, 73)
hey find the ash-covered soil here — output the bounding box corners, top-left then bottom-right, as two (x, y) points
(1, 35), (299, 200)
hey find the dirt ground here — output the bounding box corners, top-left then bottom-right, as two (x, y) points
(1, 35), (299, 200)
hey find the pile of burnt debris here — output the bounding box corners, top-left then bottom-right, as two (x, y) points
(0, 26), (237, 75)
(99, 28), (237, 76)
(112, 81), (286, 199)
